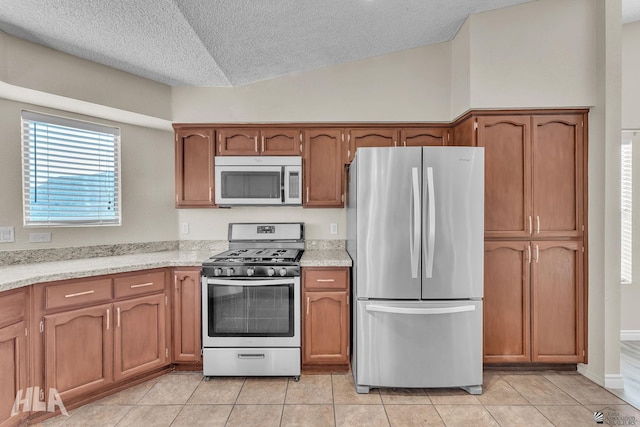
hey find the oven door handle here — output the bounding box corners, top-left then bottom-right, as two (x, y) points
(205, 278), (295, 286)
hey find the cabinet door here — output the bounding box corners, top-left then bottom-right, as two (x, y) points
(175, 128), (215, 207)
(477, 116), (532, 239)
(531, 115), (584, 238)
(217, 129), (260, 155)
(113, 294), (168, 381)
(0, 321), (28, 426)
(261, 128), (301, 156)
(44, 304), (113, 402)
(483, 242), (531, 363)
(531, 241), (584, 363)
(400, 128), (449, 146)
(303, 291), (349, 365)
(173, 269), (202, 363)
(346, 128), (397, 163)
(303, 129), (344, 207)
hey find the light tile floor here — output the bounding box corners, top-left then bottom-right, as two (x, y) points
(34, 370), (640, 426)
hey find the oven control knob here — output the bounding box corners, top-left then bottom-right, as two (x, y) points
(226, 268), (234, 276)
(214, 268), (222, 276)
(279, 268), (287, 277)
(246, 268), (255, 276)
(267, 268), (275, 277)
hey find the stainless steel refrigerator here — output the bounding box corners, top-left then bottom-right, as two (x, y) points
(347, 146), (484, 394)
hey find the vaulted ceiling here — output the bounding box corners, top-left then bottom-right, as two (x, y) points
(0, 0), (636, 87)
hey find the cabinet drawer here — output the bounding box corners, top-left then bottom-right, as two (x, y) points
(114, 270), (166, 299)
(0, 288), (28, 328)
(45, 278), (112, 311)
(303, 268), (349, 290)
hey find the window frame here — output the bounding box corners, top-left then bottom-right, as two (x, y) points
(21, 110), (122, 227)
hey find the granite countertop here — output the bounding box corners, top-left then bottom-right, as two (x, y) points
(300, 250), (352, 267)
(0, 248), (351, 292)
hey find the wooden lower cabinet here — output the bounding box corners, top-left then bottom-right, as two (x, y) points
(484, 241), (530, 363)
(114, 294), (168, 381)
(0, 288), (29, 427)
(532, 241), (584, 363)
(302, 267), (350, 369)
(483, 240), (585, 364)
(33, 269), (171, 414)
(172, 268), (202, 364)
(44, 304), (113, 402)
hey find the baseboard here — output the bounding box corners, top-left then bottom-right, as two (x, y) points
(620, 330), (640, 341)
(578, 364), (604, 387)
(605, 374), (625, 389)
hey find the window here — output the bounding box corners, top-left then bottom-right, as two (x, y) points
(21, 111), (121, 227)
(621, 134), (633, 284)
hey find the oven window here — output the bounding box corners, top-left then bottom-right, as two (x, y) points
(220, 171), (281, 200)
(208, 282), (294, 337)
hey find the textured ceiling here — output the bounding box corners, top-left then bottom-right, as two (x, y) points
(0, 0), (636, 87)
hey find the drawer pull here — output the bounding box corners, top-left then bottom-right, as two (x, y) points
(65, 290), (95, 298)
(238, 353), (265, 359)
(316, 279), (335, 282)
(130, 282), (154, 289)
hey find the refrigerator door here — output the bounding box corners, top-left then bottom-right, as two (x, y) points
(352, 147), (423, 300)
(354, 299), (482, 392)
(421, 147), (484, 299)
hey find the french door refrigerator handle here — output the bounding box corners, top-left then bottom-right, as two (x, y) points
(425, 167), (436, 278)
(365, 304), (475, 315)
(410, 167), (420, 278)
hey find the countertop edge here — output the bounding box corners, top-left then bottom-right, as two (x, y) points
(0, 249), (351, 292)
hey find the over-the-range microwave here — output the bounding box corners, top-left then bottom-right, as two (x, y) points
(214, 156), (302, 206)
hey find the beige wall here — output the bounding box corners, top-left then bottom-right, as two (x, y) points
(0, 98), (177, 250)
(467, 0), (596, 110)
(171, 42), (452, 123)
(623, 22), (640, 129)
(0, 32), (172, 121)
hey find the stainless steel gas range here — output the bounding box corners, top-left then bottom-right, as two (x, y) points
(201, 223), (304, 380)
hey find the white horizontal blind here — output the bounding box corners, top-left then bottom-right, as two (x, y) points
(21, 111), (121, 227)
(621, 135), (632, 284)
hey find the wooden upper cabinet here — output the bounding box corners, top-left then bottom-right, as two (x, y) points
(217, 129), (260, 155)
(452, 115), (477, 146)
(217, 128), (301, 156)
(531, 115), (584, 238)
(175, 128), (215, 207)
(531, 240), (584, 363)
(477, 116), (532, 239)
(346, 128), (398, 163)
(261, 128), (302, 155)
(478, 113), (585, 240)
(303, 129), (344, 207)
(400, 127), (450, 146)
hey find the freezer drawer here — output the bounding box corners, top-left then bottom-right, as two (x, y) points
(355, 300), (482, 393)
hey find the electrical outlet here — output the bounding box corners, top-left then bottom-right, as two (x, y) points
(330, 223), (338, 235)
(0, 226), (15, 243)
(181, 222), (189, 234)
(29, 232), (52, 243)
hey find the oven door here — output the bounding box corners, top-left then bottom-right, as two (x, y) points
(202, 276), (300, 348)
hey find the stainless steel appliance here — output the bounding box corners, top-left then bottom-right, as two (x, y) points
(201, 223), (304, 380)
(214, 156), (302, 206)
(347, 146), (484, 394)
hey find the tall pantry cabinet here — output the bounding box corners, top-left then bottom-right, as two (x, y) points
(457, 110), (588, 364)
